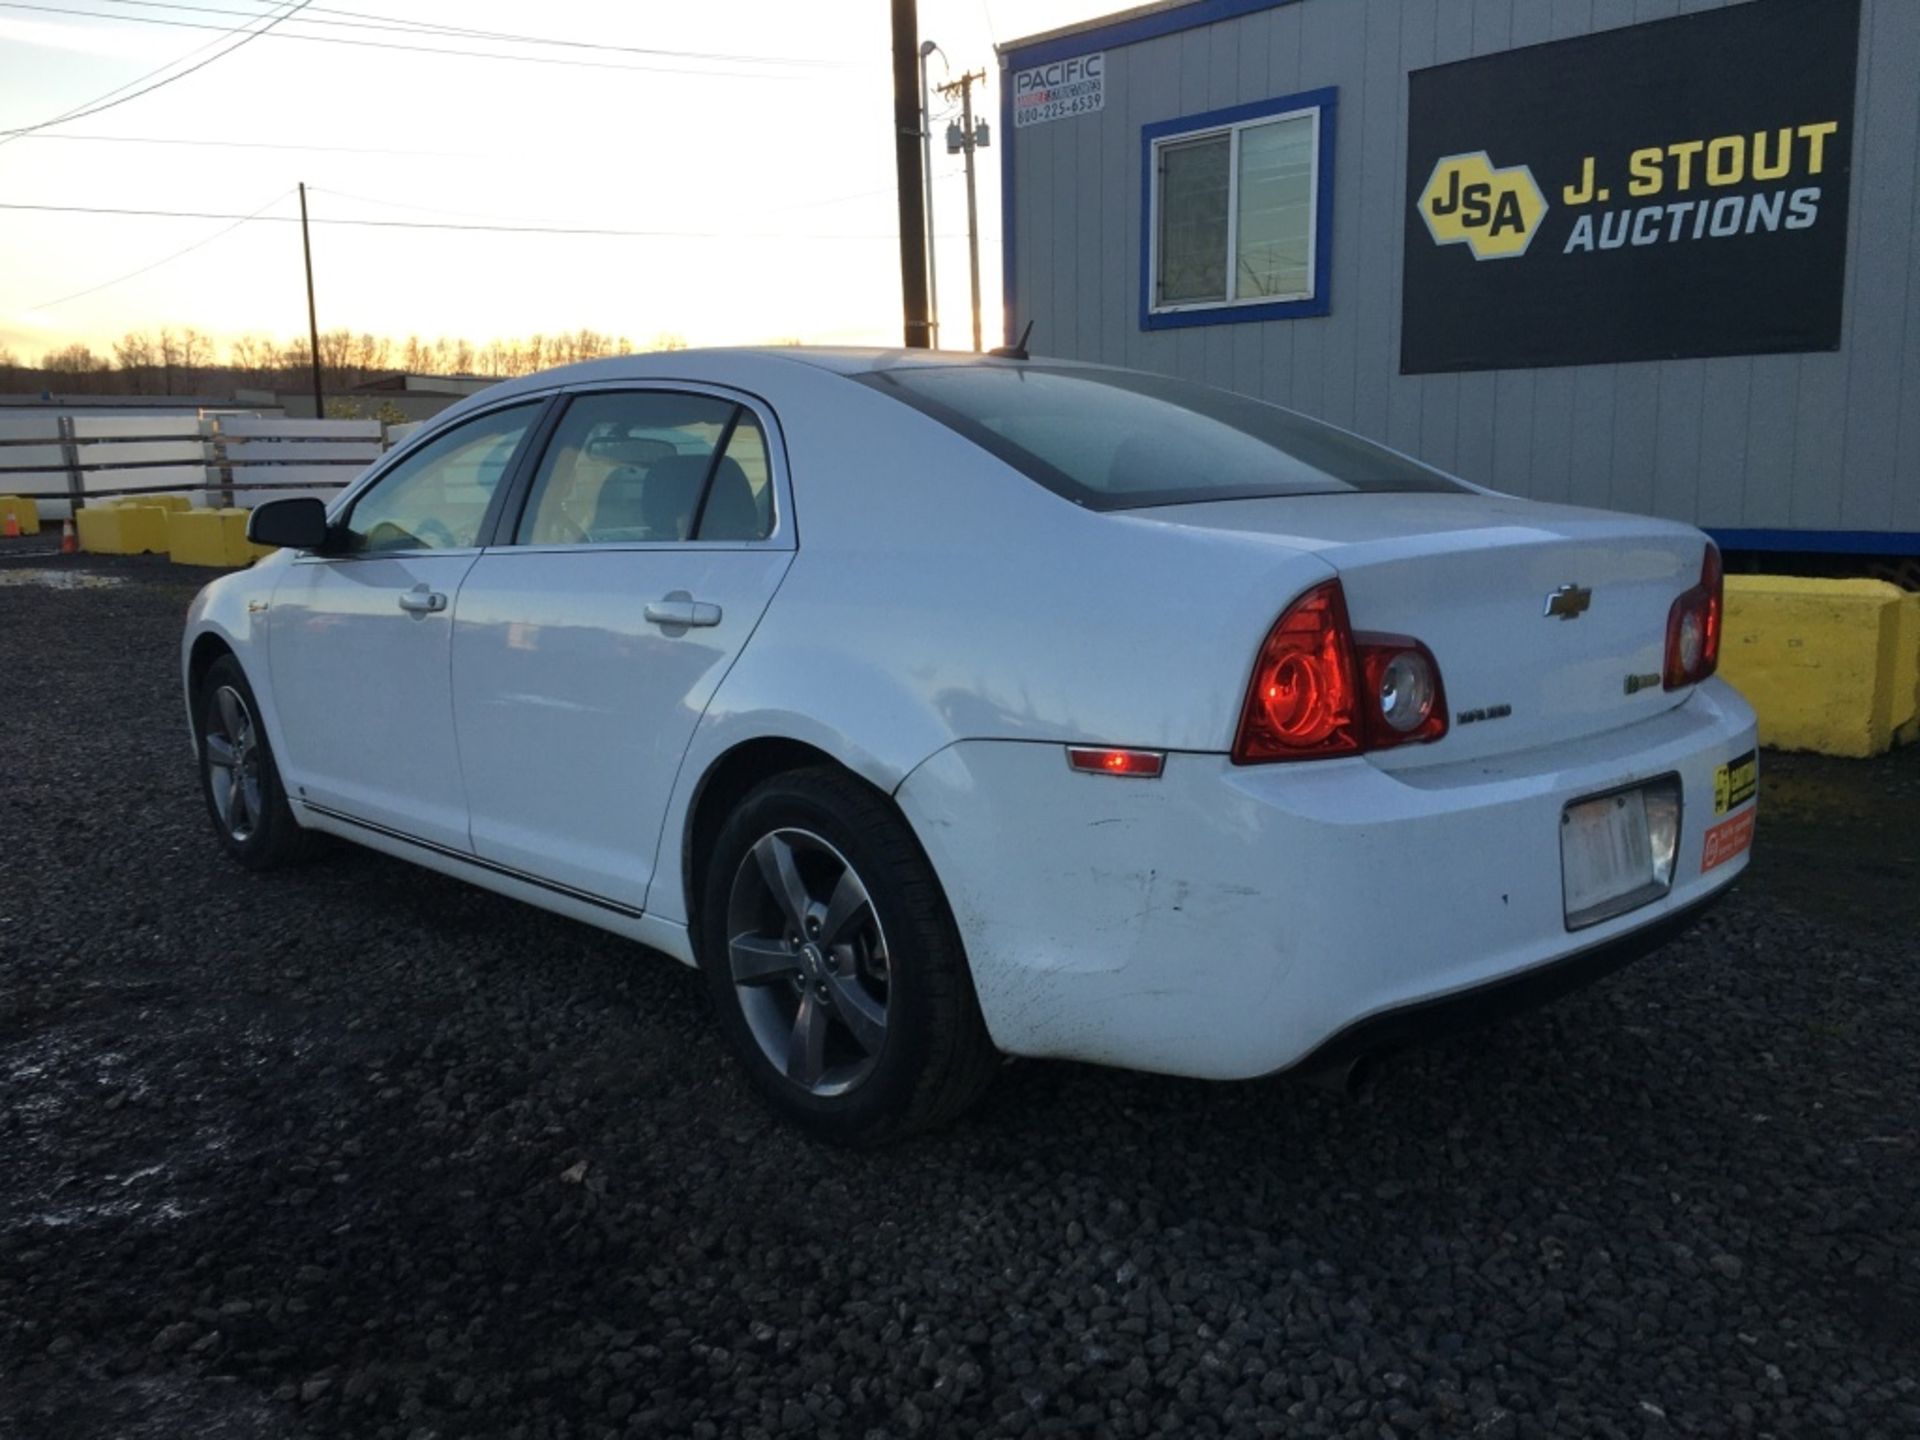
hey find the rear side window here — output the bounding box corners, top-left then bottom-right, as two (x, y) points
(856, 364), (1467, 510)
(515, 391), (775, 545)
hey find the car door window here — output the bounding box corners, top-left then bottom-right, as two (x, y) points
(693, 412), (775, 542)
(345, 402), (543, 553)
(515, 392), (775, 545)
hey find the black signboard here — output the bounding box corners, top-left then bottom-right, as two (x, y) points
(1401, 0), (1859, 374)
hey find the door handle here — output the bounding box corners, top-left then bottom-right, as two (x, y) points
(398, 586), (447, 615)
(644, 597), (722, 629)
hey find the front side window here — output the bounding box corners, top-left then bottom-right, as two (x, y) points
(857, 363), (1467, 511)
(515, 391), (775, 545)
(345, 401), (542, 552)
(1146, 90), (1332, 326)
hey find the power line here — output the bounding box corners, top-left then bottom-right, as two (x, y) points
(307, 184), (571, 226)
(0, 0), (309, 140)
(31, 187), (291, 307)
(0, 2), (862, 79)
(7, 130), (476, 157)
(7, 0), (291, 133)
(0, 199), (970, 242)
(92, 0), (862, 68)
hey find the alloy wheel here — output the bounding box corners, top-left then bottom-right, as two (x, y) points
(725, 828), (891, 1097)
(203, 684), (265, 844)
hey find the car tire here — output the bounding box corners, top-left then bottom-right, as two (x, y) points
(195, 654), (314, 871)
(699, 766), (998, 1145)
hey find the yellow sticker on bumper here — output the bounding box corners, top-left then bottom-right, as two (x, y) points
(1714, 749), (1758, 816)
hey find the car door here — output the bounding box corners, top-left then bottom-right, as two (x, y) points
(269, 399), (550, 851)
(450, 385), (796, 911)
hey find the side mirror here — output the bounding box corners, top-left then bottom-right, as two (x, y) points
(246, 496), (331, 551)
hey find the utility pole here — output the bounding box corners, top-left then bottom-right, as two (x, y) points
(298, 181), (324, 417)
(919, 40), (943, 348)
(940, 70), (991, 352)
(890, 0), (932, 348)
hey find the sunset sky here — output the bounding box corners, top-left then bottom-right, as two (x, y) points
(0, 1), (1115, 363)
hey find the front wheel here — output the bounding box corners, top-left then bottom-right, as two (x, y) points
(699, 767), (998, 1145)
(195, 654), (313, 870)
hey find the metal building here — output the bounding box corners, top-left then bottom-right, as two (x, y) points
(997, 0), (1920, 557)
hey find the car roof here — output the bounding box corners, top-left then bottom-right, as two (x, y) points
(421, 346), (1104, 431)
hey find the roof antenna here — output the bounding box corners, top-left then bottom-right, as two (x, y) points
(989, 319), (1034, 361)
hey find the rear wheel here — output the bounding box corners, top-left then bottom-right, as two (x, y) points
(196, 654), (313, 870)
(699, 767), (997, 1145)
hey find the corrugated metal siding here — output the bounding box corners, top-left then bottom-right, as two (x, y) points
(1004, 0), (1920, 545)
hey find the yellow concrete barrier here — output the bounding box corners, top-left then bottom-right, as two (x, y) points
(0, 495), (41, 535)
(99, 493), (192, 512)
(75, 502), (172, 555)
(1720, 576), (1914, 758)
(1894, 592), (1920, 748)
(166, 508), (272, 568)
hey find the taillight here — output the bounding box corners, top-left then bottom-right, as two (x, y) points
(1232, 581), (1447, 764)
(1663, 543), (1723, 690)
(1357, 638), (1447, 745)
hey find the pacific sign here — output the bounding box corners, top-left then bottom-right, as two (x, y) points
(1013, 51), (1104, 129)
(1401, 0), (1858, 374)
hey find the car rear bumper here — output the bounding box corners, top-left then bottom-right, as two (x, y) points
(894, 679), (1757, 1081)
(1282, 886), (1729, 1084)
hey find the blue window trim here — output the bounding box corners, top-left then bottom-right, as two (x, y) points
(1708, 528), (1920, 557)
(1137, 86), (1336, 332)
(998, 0), (1306, 347)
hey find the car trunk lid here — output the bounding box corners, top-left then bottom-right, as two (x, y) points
(1129, 491), (1708, 765)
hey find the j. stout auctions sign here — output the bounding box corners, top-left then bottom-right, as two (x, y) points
(1400, 0), (1858, 374)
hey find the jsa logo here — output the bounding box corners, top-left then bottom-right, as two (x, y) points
(1418, 151), (1548, 260)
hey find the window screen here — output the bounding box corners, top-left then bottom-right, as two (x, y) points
(1158, 135), (1230, 305)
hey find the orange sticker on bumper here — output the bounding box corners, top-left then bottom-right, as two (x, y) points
(1702, 807), (1756, 871)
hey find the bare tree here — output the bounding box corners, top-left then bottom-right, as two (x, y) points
(319, 329), (357, 389)
(177, 328), (210, 392)
(155, 327), (180, 393)
(43, 343), (101, 372)
(113, 332), (156, 393)
(41, 344), (107, 393)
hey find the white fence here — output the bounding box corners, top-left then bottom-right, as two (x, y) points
(0, 414), (389, 519)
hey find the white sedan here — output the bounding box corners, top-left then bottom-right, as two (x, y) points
(182, 348), (1758, 1143)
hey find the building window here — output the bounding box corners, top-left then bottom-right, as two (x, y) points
(1141, 87), (1336, 330)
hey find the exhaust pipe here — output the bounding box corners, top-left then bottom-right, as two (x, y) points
(1300, 1052), (1378, 1099)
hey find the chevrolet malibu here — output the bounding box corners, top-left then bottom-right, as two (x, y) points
(182, 348), (1758, 1144)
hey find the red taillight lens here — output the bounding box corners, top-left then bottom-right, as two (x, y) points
(1356, 638), (1448, 747)
(1233, 581), (1361, 763)
(1232, 583), (1450, 763)
(1663, 543), (1723, 690)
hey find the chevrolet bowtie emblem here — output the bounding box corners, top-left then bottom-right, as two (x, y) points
(1544, 584), (1592, 620)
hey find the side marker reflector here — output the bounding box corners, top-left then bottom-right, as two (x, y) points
(1066, 747), (1165, 778)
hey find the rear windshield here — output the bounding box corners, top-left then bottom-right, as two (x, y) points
(855, 363), (1468, 510)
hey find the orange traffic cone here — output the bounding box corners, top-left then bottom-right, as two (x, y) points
(60, 518), (77, 554)
(2, 511), (18, 538)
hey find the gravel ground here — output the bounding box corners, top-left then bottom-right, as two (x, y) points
(3, 543), (1917, 1440)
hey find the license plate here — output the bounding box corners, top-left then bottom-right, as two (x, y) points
(1560, 779), (1678, 928)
